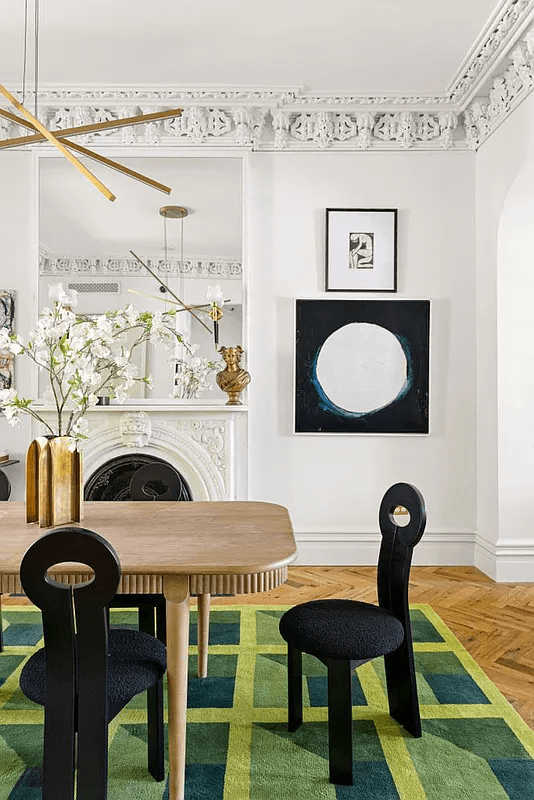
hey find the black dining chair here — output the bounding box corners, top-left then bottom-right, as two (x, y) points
(18, 526), (167, 799)
(108, 462), (186, 647)
(110, 461), (212, 679)
(279, 482), (426, 786)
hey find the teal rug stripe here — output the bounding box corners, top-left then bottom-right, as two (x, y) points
(1, 604), (533, 799)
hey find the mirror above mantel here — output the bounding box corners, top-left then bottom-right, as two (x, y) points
(37, 153), (244, 402)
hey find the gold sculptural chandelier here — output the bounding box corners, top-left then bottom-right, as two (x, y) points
(0, 0), (180, 201)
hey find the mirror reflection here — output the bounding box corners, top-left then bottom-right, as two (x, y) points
(38, 155), (243, 401)
(392, 506), (411, 527)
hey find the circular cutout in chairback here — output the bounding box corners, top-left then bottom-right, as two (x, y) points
(130, 463), (184, 501)
(379, 483), (426, 547)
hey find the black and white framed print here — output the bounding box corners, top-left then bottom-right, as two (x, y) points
(294, 299), (430, 434)
(325, 208), (397, 292)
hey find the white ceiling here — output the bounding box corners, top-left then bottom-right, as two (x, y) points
(0, 0), (499, 95)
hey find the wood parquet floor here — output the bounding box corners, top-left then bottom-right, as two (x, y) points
(210, 565), (534, 730)
(4, 566), (534, 728)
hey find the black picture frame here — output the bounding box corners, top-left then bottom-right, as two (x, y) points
(325, 208), (397, 292)
(294, 299), (430, 434)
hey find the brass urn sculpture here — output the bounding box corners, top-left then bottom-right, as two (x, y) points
(216, 346), (250, 405)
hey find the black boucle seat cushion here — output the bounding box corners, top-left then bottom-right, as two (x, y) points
(279, 599), (404, 661)
(19, 627), (167, 720)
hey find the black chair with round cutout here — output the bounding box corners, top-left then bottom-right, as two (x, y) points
(279, 482), (426, 786)
(18, 526), (167, 799)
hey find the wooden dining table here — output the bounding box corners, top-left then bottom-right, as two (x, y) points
(0, 500), (297, 800)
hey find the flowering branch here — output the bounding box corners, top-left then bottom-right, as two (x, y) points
(0, 287), (194, 444)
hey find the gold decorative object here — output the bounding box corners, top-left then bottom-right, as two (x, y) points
(26, 437), (83, 527)
(216, 346), (250, 405)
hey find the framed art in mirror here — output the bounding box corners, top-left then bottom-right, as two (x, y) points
(325, 208), (397, 292)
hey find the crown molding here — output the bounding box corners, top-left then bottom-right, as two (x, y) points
(463, 25), (534, 149)
(39, 253), (243, 279)
(1, 5), (533, 151)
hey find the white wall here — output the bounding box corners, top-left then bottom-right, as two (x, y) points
(475, 94), (534, 580)
(0, 152), (35, 500)
(246, 151), (477, 565)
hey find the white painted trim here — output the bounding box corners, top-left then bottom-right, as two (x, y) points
(294, 529), (534, 582)
(294, 530), (476, 567)
(475, 532), (534, 582)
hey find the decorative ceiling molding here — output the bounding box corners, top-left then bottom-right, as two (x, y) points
(39, 253), (243, 279)
(1, 7), (533, 152)
(444, 0), (534, 106)
(463, 25), (534, 149)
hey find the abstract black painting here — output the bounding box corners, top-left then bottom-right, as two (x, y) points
(295, 299), (430, 434)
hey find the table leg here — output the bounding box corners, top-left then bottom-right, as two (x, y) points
(197, 593), (210, 678)
(164, 575), (190, 800)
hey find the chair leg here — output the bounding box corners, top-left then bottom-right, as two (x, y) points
(42, 703), (76, 800)
(326, 659), (353, 786)
(147, 678), (165, 781)
(287, 645), (303, 732)
(384, 642), (421, 738)
(197, 593), (210, 678)
(156, 598), (166, 645)
(139, 604), (156, 636)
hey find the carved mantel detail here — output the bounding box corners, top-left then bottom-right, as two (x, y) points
(120, 411), (151, 448)
(31, 405), (246, 501)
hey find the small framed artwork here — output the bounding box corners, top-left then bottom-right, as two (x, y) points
(294, 299), (430, 434)
(0, 290), (15, 391)
(325, 208), (397, 292)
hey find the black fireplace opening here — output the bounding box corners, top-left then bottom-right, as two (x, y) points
(84, 454), (193, 501)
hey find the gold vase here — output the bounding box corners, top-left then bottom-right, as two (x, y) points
(26, 436), (83, 527)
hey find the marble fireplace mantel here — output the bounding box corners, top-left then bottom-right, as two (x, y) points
(31, 402), (248, 502)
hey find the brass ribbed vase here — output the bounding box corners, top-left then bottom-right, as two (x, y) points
(26, 436), (83, 527)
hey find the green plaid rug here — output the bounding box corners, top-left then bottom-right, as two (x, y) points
(1, 604), (533, 799)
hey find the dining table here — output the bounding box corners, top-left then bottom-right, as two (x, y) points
(0, 500), (297, 800)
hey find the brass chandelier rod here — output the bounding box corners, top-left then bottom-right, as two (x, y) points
(0, 82), (115, 201)
(129, 250), (213, 334)
(0, 0), (184, 199)
(0, 104), (183, 151)
(0, 107), (172, 195)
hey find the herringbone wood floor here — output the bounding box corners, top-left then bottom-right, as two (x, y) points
(210, 566), (534, 730)
(4, 566), (534, 728)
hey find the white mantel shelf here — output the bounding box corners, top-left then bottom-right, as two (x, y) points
(32, 402), (248, 412)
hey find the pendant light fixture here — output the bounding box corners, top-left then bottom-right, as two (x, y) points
(129, 205), (226, 348)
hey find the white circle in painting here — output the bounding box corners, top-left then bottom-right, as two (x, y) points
(316, 323), (407, 414)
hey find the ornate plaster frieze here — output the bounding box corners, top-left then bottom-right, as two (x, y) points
(1, 3), (533, 151)
(274, 110), (460, 150)
(462, 26), (534, 149)
(7, 102), (465, 151)
(39, 253), (243, 279)
(445, 0), (534, 105)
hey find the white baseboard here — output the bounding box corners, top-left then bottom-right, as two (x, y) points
(475, 533), (534, 582)
(294, 530), (475, 567)
(294, 530), (534, 583)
